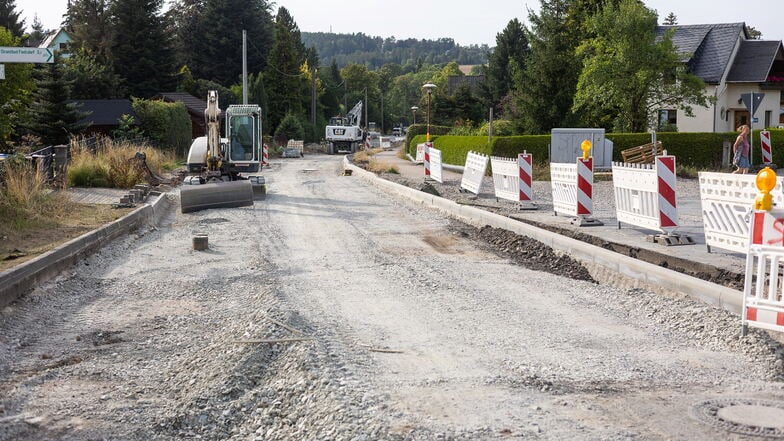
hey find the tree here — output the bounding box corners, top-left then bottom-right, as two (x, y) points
(663, 12), (677, 25)
(486, 19), (529, 104)
(514, 0), (582, 133)
(172, 0), (274, 86)
(0, 27), (33, 146)
(572, 0), (711, 132)
(66, 0), (113, 62)
(24, 53), (90, 145)
(62, 48), (125, 99)
(25, 15), (47, 47)
(747, 26), (762, 40)
(0, 0), (24, 38)
(274, 112), (304, 141)
(110, 0), (177, 98)
(265, 6), (307, 131)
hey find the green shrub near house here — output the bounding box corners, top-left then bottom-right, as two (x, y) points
(409, 128), (784, 169)
(131, 98), (192, 155)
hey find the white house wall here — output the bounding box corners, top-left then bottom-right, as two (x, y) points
(676, 84), (782, 133)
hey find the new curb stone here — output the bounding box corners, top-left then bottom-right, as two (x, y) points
(344, 157), (743, 315)
(0, 192), (174, 308)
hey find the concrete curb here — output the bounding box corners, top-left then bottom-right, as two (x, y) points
(0, 193), (175, 308)
(345, 158), (743, 315)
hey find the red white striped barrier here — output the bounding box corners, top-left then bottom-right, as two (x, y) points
(576, 157), (593, 216)
(744, 208), (784, 334)
(262, 144), (269, 167)
(657, 156), (678, 232)
(518, 152), (533, 202)
(424, 142), (431, 178)
(761, 130), (772, 164)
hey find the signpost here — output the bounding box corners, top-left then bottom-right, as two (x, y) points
(0, 64), (4, 80)
(741, 92), (765, 166)
(0, 47), (54, 64)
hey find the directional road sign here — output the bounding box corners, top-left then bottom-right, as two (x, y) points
(0, 47), (54, 63)
(0, 64), (4, 80)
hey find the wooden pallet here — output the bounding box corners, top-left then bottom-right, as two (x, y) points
(621, 141), (663, 164)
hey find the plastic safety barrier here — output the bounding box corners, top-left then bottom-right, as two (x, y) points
(761, 130), (772, 164)
(743, 209), (784, 334)
(490, 156), (519, 202)
(460, 151), (489, 195)
(423, 142), (431, 178)
(612, 156), (678, 233)
(551, 157), (599, 226)
(699, 172), (784, 254)
(518, 153), (533, 202)
(429, 147), (443, 183)
(379, 137), (392, 149)
(415, 143), (425, 164)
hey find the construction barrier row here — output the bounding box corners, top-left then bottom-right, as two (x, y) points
(612, 156), (678, 234)
(743, 206), (784, 334)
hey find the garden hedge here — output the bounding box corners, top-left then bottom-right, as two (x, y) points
(132, 98), (192, 155)
(410, 128), (784, 168)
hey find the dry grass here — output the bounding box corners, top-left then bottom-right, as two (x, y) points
(68, 137), (175, 189)
(353, 150), (399, 174)
(0, 159), (76, 233)
(396, 146), (408, 160)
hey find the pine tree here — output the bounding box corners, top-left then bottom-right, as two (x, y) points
(173, 0), (274, 86)
(66, 0), (113, 63)
(663, 12), (677, 25)
(63, 48), (125, 99)
(25, 15), (47, 47)
(25, 53), (90, 145)
(514, 0), (582, 133)
(486, 18), (529, 104)
(0, 27), (33, 146)
(0, 0), (24, 38)
(265, 6), (306, 131)
(110, 0), (176, 98)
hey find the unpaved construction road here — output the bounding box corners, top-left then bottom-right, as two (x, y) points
(2, 154), (784, 440)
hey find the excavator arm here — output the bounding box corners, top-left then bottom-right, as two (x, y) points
(205, 90), (222, 171)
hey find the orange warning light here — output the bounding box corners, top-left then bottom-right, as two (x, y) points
(580, 140), (591, 160)
(755, 166), (777, 211)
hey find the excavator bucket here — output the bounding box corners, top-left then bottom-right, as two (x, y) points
(180, 180), (254, 213)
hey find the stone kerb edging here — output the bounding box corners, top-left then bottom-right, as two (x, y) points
(0, 193), (174, 308)
(344, 157), (743, 315)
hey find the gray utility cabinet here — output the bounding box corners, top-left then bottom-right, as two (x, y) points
(550, 128), (614, 169)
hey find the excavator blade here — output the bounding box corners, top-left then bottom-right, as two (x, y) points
(180, 180), (254, 213)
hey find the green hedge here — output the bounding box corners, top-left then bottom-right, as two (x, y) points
(405, 123), (452, 153)
(132, 98), (192, 154)
(412, 129), (784, 168)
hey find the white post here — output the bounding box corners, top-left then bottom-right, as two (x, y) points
(242, 30), (248, 105)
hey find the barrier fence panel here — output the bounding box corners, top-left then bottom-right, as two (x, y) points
(699, 172), (784, 254)
(613, 162), (660, 231)
(612, 155), (679, 234)
(742, 209), (784, 334)
(761, 130), (772, 164)
(519, 153), (533, 201)
(430, 147), (443, 183)
(415, 143), (425, 164)
(460, 151), (489, 195)
(490, 156), (519, 202)
(379, 137), (391, 149)
(262, 144), (269, 166)
(550, 162), (578, 216)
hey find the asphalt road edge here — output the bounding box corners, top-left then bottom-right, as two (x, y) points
(344, 157), (743, 315)
(0, 193), (175, 309)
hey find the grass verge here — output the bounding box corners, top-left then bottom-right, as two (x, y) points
(68, 137), (175, 189)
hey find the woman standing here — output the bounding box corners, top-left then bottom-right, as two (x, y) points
(732, 124), (750, 174)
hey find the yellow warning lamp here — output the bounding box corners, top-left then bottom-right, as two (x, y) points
(755, 166), (777, 211)
(580, 140), (592, 160)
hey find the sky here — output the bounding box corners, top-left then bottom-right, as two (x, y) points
(13, 0), (784, 47)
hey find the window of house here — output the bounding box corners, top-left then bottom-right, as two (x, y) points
(59, 43), (67, 50)
(658, 109), (677, 130)
(765, 110), (772, 128)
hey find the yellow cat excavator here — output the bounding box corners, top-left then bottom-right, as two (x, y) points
(180, 91), (265, 213)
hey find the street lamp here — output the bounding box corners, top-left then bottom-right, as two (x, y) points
(422, 83), (436, 142)
(410, 106), (419, 125)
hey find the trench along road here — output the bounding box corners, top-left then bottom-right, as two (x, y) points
(1, 153), (784, 440)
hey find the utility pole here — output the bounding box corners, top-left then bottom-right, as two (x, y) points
(311, 68), (317, 131)
(364, 87), (368, 133)
(242, 30), (248, 105)
(380, 91), (384, 133)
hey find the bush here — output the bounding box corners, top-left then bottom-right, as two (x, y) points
(131, 98), (192, 154)
(476, 120), (517, 137)
(404, 123), (452, 153)
(275, 113), (305, 141)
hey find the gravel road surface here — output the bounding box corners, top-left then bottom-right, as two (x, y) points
(2, 154), (784, 440)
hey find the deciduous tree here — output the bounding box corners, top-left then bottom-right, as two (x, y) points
(572, 0), (711, 132)
(0, 0), (25, 38)
(0, 27), (33, 146)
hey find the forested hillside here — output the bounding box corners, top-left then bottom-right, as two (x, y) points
(301, 32), (490, 68)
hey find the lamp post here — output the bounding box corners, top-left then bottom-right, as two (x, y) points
(422, 83), (436, 142)
(411, 106), (419, 125)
